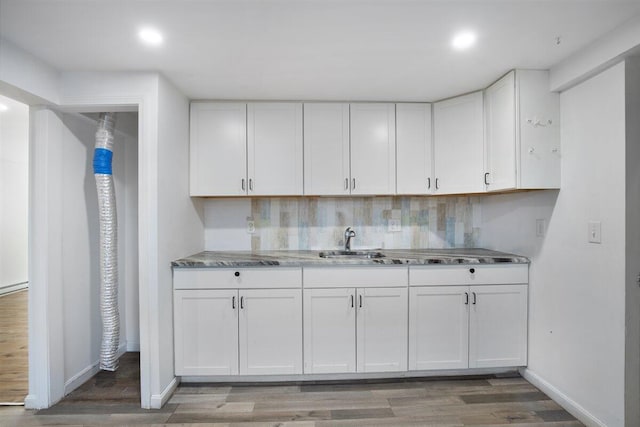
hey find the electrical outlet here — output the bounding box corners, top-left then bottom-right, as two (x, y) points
(535, 219), (546, 237)
(588, 221), (601, 243)
(388, 219), (401, 232)
(246, 220), (255, 234)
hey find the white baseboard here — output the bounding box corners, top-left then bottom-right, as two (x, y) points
(126, 341), (140, 352)
(63, 343), (129, 395)
(520, 368), (606, 427)
(0, 282), (28, 296)
(150, 377), (180, 409)
(23, 394), (39, 409)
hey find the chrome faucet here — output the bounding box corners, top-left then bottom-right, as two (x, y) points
(344, 227), (356, 251)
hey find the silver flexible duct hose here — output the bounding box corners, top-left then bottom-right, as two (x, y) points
(93, 112), (120, 371)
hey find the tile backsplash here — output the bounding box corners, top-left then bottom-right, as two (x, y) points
(204, 196), (482, 251)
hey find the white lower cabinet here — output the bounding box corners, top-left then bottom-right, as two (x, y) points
(174, 289), (239, 376)
(469, 284), (528, 368)
(173, 268), (303, 376)
(303, 288), (356, 374)
(174, 264), (528, 379)
(303, 286), (408, 374)
(356, 287), (408, 372)
(239, 288), (303, 375)
(409, 283), (528, 371)
(409, 286), (469, 370)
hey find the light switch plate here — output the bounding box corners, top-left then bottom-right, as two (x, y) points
(535, 219), (546, 237)
(246, 219), (256, 234)
(588, 221), (601, 243)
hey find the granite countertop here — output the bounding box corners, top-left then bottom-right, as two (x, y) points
(172, 248), (529, 268)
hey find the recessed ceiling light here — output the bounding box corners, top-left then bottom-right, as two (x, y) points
(452, 31), (476, 50)
(0, 103), (8, 112)
(138, 27), (163, 46)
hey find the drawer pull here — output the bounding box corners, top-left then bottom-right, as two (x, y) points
(469, 268), (475, 274)
(234, 271), (240, 277)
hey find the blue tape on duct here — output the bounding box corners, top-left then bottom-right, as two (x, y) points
(93, 148), (113, 175)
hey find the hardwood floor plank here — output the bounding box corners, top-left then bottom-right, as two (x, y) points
(0, 290), (28, 404)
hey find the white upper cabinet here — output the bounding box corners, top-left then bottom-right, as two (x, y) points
(350, 103), (396, 195)
(248, 103), (303, 196)
(303, 103), (350, 195)
(485, 72), (517, 191)
(433, 92), (485, 195)
(396, 103), (433, 195)
(190, 102), (247, 196)
(484, 70), (560, 191)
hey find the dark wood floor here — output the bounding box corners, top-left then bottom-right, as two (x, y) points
(0, 350), (583, 426)
(0, 289), (28, 404)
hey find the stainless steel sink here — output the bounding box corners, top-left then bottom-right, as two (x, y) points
(319, 250), (386, 259)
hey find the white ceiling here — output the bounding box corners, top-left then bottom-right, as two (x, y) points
(1, 0), (640, 102)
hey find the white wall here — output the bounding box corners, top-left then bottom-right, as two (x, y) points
(623, 58), (640, 427)
(0, 37), (60, 104)
(153, 75), (204, 405)
(0, 95), (29, 291)
(482, 62), (628, 426)
(58, 111), (138, 393)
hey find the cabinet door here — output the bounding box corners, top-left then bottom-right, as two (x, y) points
(350, 103), (396, 195)
(174, 289), (239, 375)
(247, 103), (303, 195)
(303, 288), (356, 373)
(433, 92), (485, 194)
(190, 102), (247, 196)
(469, 284), (528, 368)
(239, 289), (303, 375)
(396, 103), (433, 195)
(303, 103), (350, 195)
(356, 287), (408, 372)
(485, 71), (517, 191)
(409, 286), (469, 370)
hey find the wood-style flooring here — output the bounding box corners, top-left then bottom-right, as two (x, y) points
(0, 289), (28, 404)
(0, 349), (583, 426)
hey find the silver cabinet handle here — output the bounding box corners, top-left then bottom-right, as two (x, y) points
(345, 178), (349, 190)
(427, 177), (431, 189)
(352, 178), (356, 190)
(232, 296), (236, 309)
(249, 179), (253, 191)
(472, 292), (477, 305)
(351, 294), (354, 308)
(484, 172), (490, 185)
(359, 294), (363, 308)
(435, 178), (439, 190)
(240, 296), (244, 309)
(465, 292), (469, 305)
(241, 178), (246, 191)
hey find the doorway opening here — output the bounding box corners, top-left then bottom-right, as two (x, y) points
(0, 94), (29, 405)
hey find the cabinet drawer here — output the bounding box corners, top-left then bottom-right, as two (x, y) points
(174, 267), (302, 289)
(409, 264), (528, 286)
(304, 266), (408, 288)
